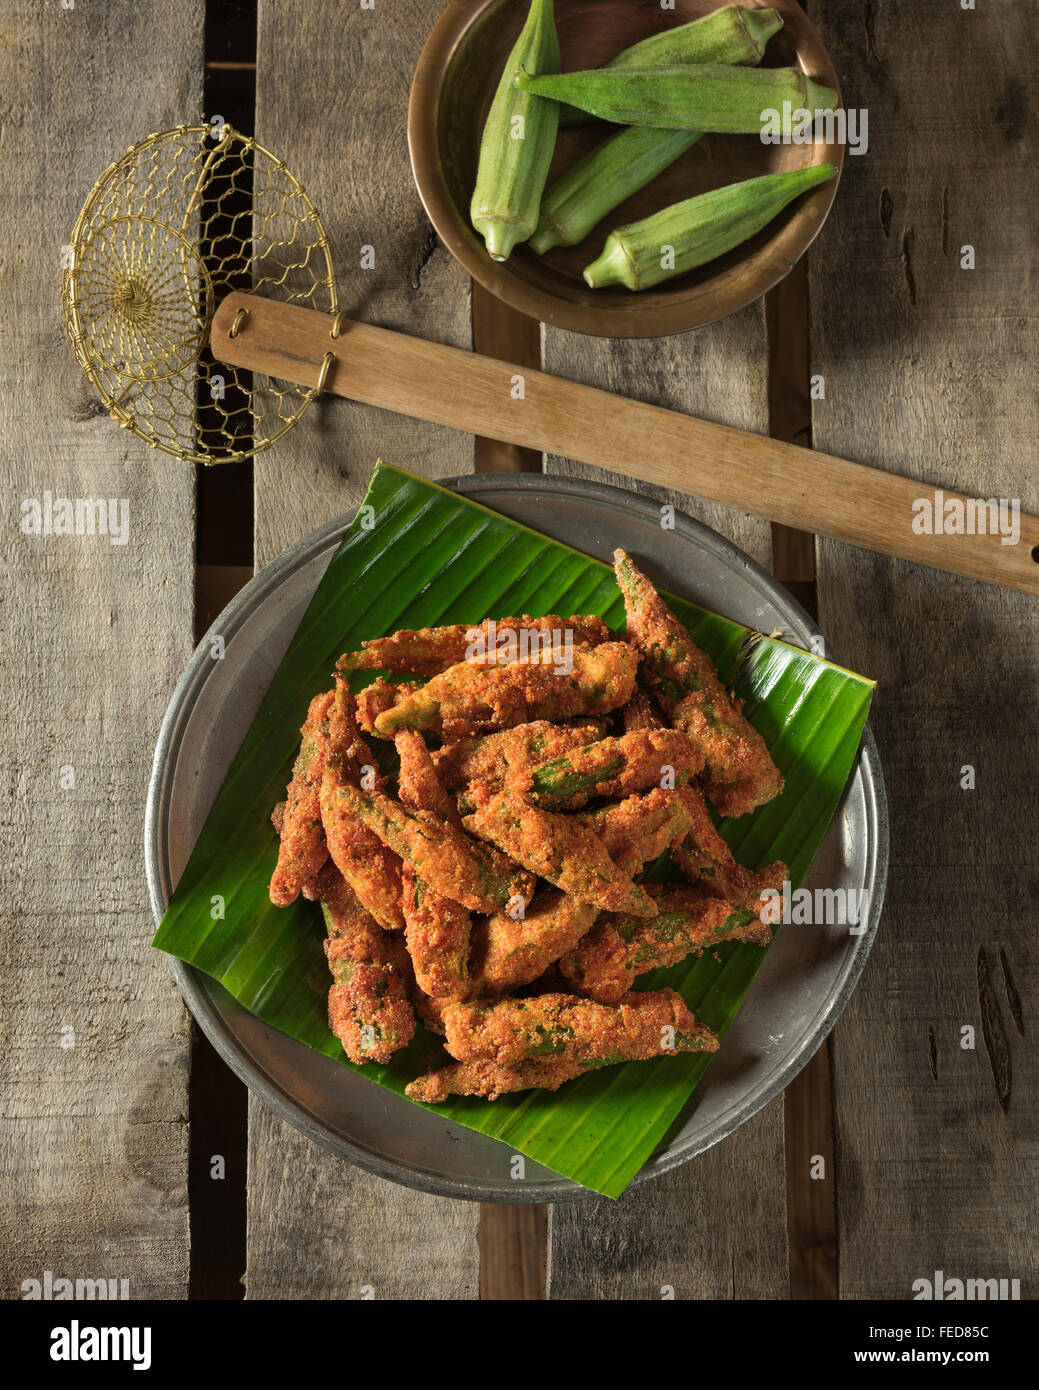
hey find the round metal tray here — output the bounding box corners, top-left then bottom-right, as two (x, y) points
(145, 474), (887, 1202)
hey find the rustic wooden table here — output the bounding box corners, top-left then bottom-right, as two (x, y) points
(2, 0), (1034, 1302)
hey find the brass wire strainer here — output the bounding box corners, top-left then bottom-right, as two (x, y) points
(62, 124), (338, 465)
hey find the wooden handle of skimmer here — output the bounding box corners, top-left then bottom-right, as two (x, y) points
(213, 292), (1039, 596)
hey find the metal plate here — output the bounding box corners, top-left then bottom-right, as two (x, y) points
(145, 474), (887, 1202)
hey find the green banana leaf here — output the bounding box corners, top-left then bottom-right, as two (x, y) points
(153, 462), (874, 1198)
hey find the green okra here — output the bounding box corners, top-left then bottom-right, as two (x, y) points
(531, 7), (785, 254)
(557, 5), (784, 127)
(529, 125), (701, 254)
(583, 164), (837, 291)
(470, 0), (560, 262)
(516, 64), (838, 134)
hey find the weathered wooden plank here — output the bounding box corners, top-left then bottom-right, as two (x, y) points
(544, 297), (786, 1296)
(252, 0), (475, 561)
(0, 0), (201, 1299)
(548, 1102), (788, 1299)
(810, 0), (1038, 1297)
(480, 1203), (546, 1300)
(245, 1122), (479, 1299)
(246, 0), (479, 1299)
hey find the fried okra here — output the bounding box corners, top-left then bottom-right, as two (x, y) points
(442, 988), (717, 1066)
(463, 790), (658, 918)
(269, 690), (334, 906)
(318, 865), (415, 1065)
(670, 784), (787, 909)
(621, 687), (666, 733)
(337, 783), (534, 915)
(395, 730), (472, 1002)
(406, 1056), (589, 1102)
(319, 686), (405, 931)
(469, 890), (600, 995)
(372, 642), (639, 738)
(560, 884), (773, 1004)
(339, 614), (612, 677)
(433, 720), (604, 793)
(524, 727), (705, 809)
(614, 549), (782, 814)
(579, 786), (691, 878)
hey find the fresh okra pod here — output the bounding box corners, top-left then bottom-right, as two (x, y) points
(516, 64), (838, 134)
(531, 6), (785, 254)
(583, 164), (837, 291)
(529, 125), (702, 254)
(470, 0), (560, 261)
(557, 5), (784, 126)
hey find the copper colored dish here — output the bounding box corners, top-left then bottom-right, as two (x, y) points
(408, 0), (844, 337)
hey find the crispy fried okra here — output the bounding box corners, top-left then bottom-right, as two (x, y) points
(339, 614), (612, 677)
(463, 790), (658, 918)
(269, 690), (334, 906)
(318, 865), (415, 1065)
(395, 730), (472, 1002)
(441, 988), (717, 1066)
(560, 884), (773, 1004)
(614, 549), (782, 815)
(372, 642), (639, 738)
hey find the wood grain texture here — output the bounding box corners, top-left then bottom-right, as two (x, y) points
(245, 0), (479, 1300)
(0, 0), (201, 1299)
(548, 1102), (789, 1299)
(245, 1122), (479, 1299)
(810, 0), (1038, 1297)
(251, 0), (474, 564)
(543, 300), (786, 1295)
(480, 1204), (546, 1299)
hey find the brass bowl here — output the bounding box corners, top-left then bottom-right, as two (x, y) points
(408, 0), (843, 337)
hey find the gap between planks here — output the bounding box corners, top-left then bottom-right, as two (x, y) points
(185, 0), (259, 1301)
(766, 261), (838, 1301)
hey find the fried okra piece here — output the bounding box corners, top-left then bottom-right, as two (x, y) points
(269, 690), (334, 906)
(560, 884), (773, 1004)
(410, 980), (447, 1036)
(614, 549), (782, 814)
(442, 988), (717, 1066)
(578, 786), (691, 878)
(354, 677), (421, 736)
(372, 642), (639, 738)
(525, 727), (705, 809)
(670, 785), (787, 909)
(318, 865), (415, 1065)
(399, 872), (472, 1001)
(406, 1056), (590, 1102)
(395, 729), (462, 826)
(338, 614), (613, 677)
(433, 720), (604, 793)
(394, 731), (472, 1002)
(621, 687), (666, 733)
(320, 687), (405, 931)
(463, 790), (658, 918)
(335, 783), (534, 915)
(469, 890), (600, 995)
